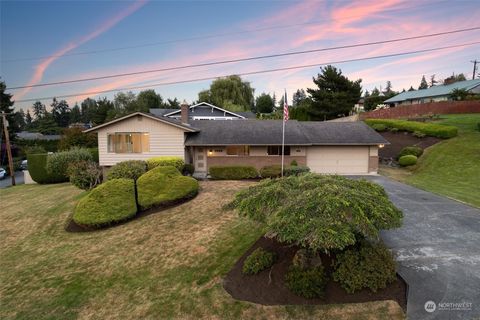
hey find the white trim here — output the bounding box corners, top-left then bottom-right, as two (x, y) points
(83, 112), (197, 133)
(163, 102), (246, 119)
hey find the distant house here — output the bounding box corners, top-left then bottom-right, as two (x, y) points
(85, 103), (387, 176)
(149, 102), (256, 120)
(384, 79), (480, 106)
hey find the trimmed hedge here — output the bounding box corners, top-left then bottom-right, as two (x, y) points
(46, 148), (93, 182)
(242, 248), (276, 275)
(398, 155), (417, 166)
(73, 178), (137, 227)
(332, 240), (396, 293)
(398, 146), (423, 159)
(371, 123), (387, 132)
(146, 156), (184, 171)
(365, 119), (458, 138)
(27, 153), (63, 184)
(137, 166), (199, 210)
(107, 160), (147, 181)
(209, 165), (258, 180)
(260, 165), (282, 178)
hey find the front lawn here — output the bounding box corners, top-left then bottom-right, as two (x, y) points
(380, 114), (480, 207)
(0, 182), (404, 319)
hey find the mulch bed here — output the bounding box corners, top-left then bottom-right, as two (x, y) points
(223, 237), (407, 310)
(65, 193), (198, 233)
(379, 131), (441, 159)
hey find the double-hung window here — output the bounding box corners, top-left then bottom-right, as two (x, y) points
(107, 133), (150, 153)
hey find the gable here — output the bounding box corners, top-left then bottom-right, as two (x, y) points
(95, 114), (189, 135)
(164, 102), (246, 119)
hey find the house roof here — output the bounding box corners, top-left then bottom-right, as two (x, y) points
(185, 120), (388, 146)
(384, 79), (480, 103)
(83, 112), (198, 133)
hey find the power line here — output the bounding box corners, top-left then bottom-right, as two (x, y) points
(13, 40), (480, 103)
(7, 26), (480, 90)
(1, 1), (446, 63)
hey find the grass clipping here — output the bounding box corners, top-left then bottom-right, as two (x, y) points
(226, 174), (403, 251)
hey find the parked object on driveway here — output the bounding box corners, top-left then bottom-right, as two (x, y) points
(0, 168), (6, 179)
(20, 160), (28, 170)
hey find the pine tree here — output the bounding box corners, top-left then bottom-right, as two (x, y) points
(0, 80), (19, 140)
(418, 75), (428, 89)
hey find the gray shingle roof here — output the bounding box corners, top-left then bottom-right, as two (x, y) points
(184, 120), (388, 146)
(384, 79), (480, 103)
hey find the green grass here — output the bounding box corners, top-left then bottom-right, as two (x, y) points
(383, 114), (480, 208)
(0, 182), (405, 319)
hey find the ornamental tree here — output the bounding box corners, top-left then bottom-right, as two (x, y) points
(226, 174), (403, 251)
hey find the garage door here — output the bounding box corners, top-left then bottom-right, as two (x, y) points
(307, 146), (369, 174)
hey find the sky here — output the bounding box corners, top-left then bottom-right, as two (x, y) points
(1, 0), (479, 112)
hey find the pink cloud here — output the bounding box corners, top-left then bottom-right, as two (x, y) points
(15, 0), (148, 100)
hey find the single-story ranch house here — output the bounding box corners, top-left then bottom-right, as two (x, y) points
(84, 102), (388, 175)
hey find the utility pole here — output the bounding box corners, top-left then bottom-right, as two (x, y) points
(472, 60), (478, 79)
(1, 112), (15, 186)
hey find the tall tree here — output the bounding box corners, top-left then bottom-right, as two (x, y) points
(306, 65), (362, 120)
(0, 80), (19, 141)
(371, 87), (380, 96)
(70, 103), (82, 124)
(51, 98), (70, 127)
(418, 75), (428, 89)
(32, 101), (46, 119)
(197, 75), (254, 111)
(113, 91), (138, 115)
(14, 109), (26, 131)
(384, 81), (393, 94)
(94, 97), (115, 124)
(137, 89), (163, 111)
(25, 110), (33, 127)
(166, 98), (180, 108)
(429, 74), (438, 87)
(292, 89), (307, 106)
(364, 90), (370, 98)
(81, 98), (98, 123)
(408, 86), (415, 91)
(255, 93), (275, 113)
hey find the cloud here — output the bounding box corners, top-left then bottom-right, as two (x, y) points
(15, 0), (148, 100)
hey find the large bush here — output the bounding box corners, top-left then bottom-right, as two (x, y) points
(365, 119), (457, 138)
(137, 166), (199, 210)
(58, 127), (97, 150)
(226, 174), (403, 251)
(27, 153), (62, 184)
(46, 148), (93, 182)
(242, 247), (276, 275)
(332, 240), (397, 293)
(398, 146), (423, 159)
(107, 160), (147, 181)
(146, 156), (184, 171)
(259, 165), (282, 178)
(67, 161), (102, 190)
(285, 265), (327, 298)
(73, 178), (137, 227)
(209, 165), (258, 180)
(398, 155), (417, 167)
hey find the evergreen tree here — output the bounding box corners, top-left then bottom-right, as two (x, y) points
(384, 81), (393, 94)
(137, 89), (163, 111)
(94, 97), (115, 124)
(364, 90), (370, 98)
(429, 74), (438, 87)
(371, 87), (380, 96)
(51, 98), (70, 127)
(306, 65), (362, 120)
(14, 109), (26, 131)
(408, 86), (415, 91)
(32, 101), (46, 119)
(418, 75), (428, 89)
(292, 89), (307, 106)
(70, 103), (82, 124)
(166, 98), (180, 108)
(25, 110), (33, 127)
(255, 93), (275, 113)
(0, 80), (19, 140)
(81, 98), (98, 123)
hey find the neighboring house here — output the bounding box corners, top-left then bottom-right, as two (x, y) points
(85, 103), (388, 175)
(353, 98), (364, 113)
(16, 131), (61, 141)
(384, 79), (480, 106)
(149, 102), (256, 120)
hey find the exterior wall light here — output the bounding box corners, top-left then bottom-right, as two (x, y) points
(379, 144), (385, 148)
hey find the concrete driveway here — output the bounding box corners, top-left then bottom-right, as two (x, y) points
(0, 171), (25, 188)
(361, 176), (480, 320)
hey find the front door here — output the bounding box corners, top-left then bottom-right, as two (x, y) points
(194, 147), (207, 173)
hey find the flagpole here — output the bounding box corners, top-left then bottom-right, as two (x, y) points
(281, 90), (286, 177)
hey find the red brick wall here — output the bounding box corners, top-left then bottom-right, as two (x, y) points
(207, 156), (306, 171)
(360, 101), (480, 120)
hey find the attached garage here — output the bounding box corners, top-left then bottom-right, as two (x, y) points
(307, 146), (370, 174)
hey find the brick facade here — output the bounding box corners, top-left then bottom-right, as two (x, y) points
(360, 100), (480, 120)
(206, 155), (306, 171)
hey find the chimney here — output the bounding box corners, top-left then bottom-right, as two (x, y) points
(180, 100), (189, 125)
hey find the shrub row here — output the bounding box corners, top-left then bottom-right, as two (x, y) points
(46, 148), (93, 182)
(365, 119), (458, 138)
(209, 166), (258, 180)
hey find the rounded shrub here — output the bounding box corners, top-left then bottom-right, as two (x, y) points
(107, 160), (147, 181)
(285, 265), (327, 298)
(398, 155), (417, 166)
(27, 153), (65, 184)
(290, 160), (298, 166)
(146, 156), (185, 171)
(209, 166), (258, 180)
(260, 165), (282, 178)
(73, 178), (137, 227)
(67, 161), (102, 190)
(242, 247), (276, 275)
(398, 146), (423, 159)
(332, 240), (396, 293)
(137, 166), (199, 210)
(226, 174), (403, 251)
(46, 147), (93, 182)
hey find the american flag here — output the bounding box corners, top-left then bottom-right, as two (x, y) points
(283, 91), (289, 121)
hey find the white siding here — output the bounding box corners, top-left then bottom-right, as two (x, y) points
(97, 115), (186, 166)
(306, 146), (369, 174)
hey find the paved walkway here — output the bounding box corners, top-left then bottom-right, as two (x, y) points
(362, 176), (480, 320)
